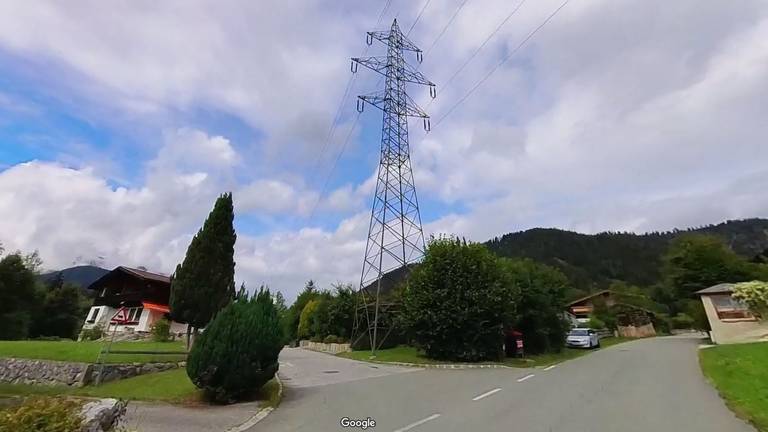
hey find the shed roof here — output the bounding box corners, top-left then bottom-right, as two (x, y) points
(566, 289), (611, 307)
(694, 283), (734, 295)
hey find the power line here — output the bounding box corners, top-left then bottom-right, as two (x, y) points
(307, 0), (393, 192)
(307, 112), (362, 221)
(406, 0), (432, 36)
(424, 0), (471, 56)
(434, 0), (570, 127)
(438, 0), (527, 97)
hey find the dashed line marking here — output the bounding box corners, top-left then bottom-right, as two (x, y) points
(517, 373), (535, 382)
(543, 364), (557, 371)
(393, 413), (441, 432)
(472, 388), (502, 401)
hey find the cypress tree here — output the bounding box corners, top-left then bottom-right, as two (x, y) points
(170, 192), (237, 343)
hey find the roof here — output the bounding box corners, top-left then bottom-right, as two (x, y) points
(87, 266), (170, 290)
(695, 283), (734, 295)
(566, 290), (611, 307)
(119, 266), (171, 284)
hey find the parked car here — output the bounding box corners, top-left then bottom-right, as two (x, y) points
(566, 328), (601, 349)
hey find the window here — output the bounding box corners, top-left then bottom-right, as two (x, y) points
(126, 307), (143, 323)
(87, 307), (100, 323)
(711, 295), (754, 320)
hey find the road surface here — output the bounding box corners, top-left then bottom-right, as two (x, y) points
(249, 336), (754, 432)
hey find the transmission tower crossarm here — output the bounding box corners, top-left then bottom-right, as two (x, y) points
(351, 57), (434, 88)
(358, 92), (430, 118)
(366, 30), (423, 53)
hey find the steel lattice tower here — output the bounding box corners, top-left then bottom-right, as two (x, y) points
(350, 19), (436, 353)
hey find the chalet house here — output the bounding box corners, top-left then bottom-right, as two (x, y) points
(566, 290), (657, 338)
(82, 266), (187, 336)
(696, 283), (768, 344)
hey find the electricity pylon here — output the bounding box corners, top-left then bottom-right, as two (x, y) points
(350, 19), (436, 354)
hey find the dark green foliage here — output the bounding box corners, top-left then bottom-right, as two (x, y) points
(0, 254), (42, 340)
(503, 259), (570, 355)
(170, 192), (237, 329)
(284, 281), (319, 343)
(325, 284), (356, 339)
(402, 238), (520, 362)
(486, 219), (768, 293)
(186, 287), (283, 403)
(31, 281), (86, 340)
(662, 234), (754, 300)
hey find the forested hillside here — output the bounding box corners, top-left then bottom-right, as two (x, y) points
(485, 219), (768, 292)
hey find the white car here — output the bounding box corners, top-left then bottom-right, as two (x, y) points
(566, 328), (601, 349)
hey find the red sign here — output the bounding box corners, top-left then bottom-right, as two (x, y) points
(110, 307), (130, 325)
(516, 339), (524, 349)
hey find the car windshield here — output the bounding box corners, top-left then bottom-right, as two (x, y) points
(569, 329), (589, 336)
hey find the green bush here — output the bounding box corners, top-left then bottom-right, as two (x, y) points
(150, 318), (171, 342)
(323, 335), (339, 344)
(187, 288), (283, 403)
(505, 259), (571, 354)
(402, 237), (519, 362)
(0, 397), (83, 432)
(587, 316), (606, 329)
(670, 313), (695, 329)
(79, 324), (104, 341)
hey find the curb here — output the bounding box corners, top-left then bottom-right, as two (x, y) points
(363, 359), (520, 370)
(224, 375), (284, 432)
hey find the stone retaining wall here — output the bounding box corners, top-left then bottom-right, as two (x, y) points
(299, 340), (351, 354)
(0, 358), (183, 387)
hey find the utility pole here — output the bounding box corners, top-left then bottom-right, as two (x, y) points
(350, 19), (436, 355)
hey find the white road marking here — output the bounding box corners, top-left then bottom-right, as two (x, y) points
(517, 373), (535, 382)
(279, 362), (294, 367)
(393, 413), (441, 432)
(472, 388), (502, 401)
(543, 364), (557, 371)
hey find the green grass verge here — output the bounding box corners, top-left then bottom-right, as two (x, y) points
(0, 369), (198, 403)
(0, 368), (282, 406)
(0, 340), (186, 364)
(338, 337), (634, 368)
(699, 342), (768, 431)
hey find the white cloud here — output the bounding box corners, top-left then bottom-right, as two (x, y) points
(2, 0), (768, 301)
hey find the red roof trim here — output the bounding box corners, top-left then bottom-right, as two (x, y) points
(142, 302), (170, 313)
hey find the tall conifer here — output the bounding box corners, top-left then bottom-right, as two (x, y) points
(170, 192), (236, 341)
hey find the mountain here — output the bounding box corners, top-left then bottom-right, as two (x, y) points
(39, 265), (110, 291)
(485, 218), (768, 292)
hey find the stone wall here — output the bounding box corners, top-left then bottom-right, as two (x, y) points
(0, 358), (183, 387)
(299, 340), (351, 354)
(0, 358), (92, 387)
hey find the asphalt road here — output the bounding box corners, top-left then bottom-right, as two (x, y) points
(249, 336), (755, 432)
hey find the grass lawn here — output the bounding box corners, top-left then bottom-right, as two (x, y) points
(0, 368), (282, 406)
(338, 337), (634, 368)
(0, 340), (186, 364)
(699, 342), (768, 431)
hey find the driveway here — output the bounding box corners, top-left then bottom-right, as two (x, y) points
(249, 335), (754, 432)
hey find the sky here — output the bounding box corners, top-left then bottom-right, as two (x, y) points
(1, 0), (767, 301)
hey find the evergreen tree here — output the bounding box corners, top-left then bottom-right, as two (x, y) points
(170, 193), (237, 341)
(187, 287), (283, 403)
(0, 254), (42, 339)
